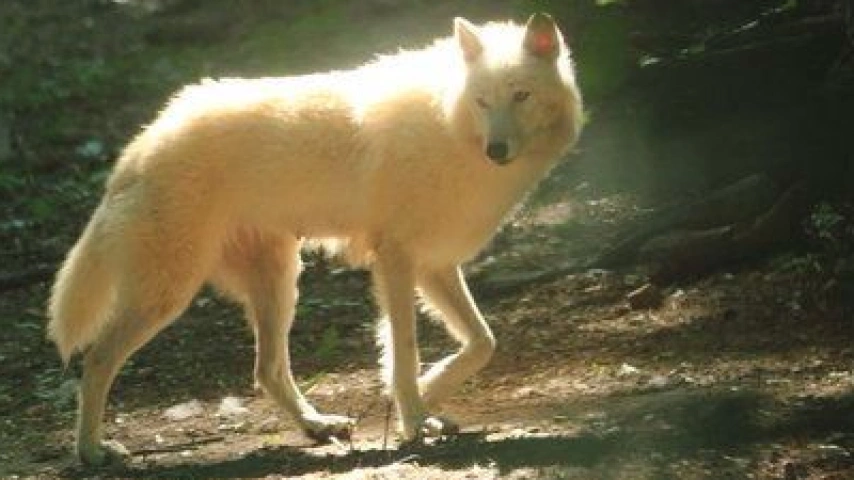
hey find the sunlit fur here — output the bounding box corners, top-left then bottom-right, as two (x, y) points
(48, 14), (582, 464)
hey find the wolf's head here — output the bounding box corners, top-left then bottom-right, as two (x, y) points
(451, 13), (582, 166)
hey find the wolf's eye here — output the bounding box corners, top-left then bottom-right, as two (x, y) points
(476, 97), (490, 109)
(513, 90), (531, 103)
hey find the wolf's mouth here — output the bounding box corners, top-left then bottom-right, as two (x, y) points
(488, 155), (514, 166)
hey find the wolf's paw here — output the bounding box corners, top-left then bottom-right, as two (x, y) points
(400, 415), (460, 447)
(77, 439), (130, 467)
(301, 413), (355, 442)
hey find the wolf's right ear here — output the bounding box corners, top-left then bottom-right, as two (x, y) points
(454, 17), (483, 63)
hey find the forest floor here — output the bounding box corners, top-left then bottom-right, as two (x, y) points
(2, 1), (854, 479)
(3, 185), (854, 480)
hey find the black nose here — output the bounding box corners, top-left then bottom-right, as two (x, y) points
(485, 141), (509, 161)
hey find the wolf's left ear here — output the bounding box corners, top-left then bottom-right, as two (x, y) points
(523, 12), (561, 60)
(454, 17), (484, 63)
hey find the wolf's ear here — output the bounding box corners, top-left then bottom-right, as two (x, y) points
(523, 12), (561, 60)
(454, 17), (483, 63)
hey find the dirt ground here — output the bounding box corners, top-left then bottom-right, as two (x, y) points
(2, 1), (854, 479)
(3, 182), (854, 479)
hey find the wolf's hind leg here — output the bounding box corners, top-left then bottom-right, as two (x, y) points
(244, 235), (352, 441)
(74, 208), (222, 466)
(416, 266), (496, 408)
(77, 292), (198, 466)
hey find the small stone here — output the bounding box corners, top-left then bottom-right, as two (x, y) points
(216, 396), (249, 418)
(647, 375), (671, 389)
(217, 421), (249, 433)
(75, 138), (105, 160)
(617, 363), (642, 377)
(513, 386), (541, 399)
(163, 399), (204, 421)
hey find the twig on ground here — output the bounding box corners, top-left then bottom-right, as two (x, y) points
(132, 435), (225, 457)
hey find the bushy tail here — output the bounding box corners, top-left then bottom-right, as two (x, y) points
(48, 214), (115, 364)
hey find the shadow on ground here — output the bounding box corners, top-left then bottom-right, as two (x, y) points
(59, 388), (854, 479)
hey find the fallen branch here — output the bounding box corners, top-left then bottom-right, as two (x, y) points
(647, 182), (806, 283)
(469, 179), (806, 295)
(132, 435), (225, 457)
(595, 174), (780, 268)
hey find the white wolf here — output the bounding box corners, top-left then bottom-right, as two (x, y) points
(48, 13), (582, 465)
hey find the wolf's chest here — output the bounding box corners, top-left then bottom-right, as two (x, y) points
(373, 162), (536, 264)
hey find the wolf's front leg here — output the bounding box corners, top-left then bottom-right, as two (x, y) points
(248, 240), (353, 441)
(416, 266), (496, 408)
(373, 250), (455, 441)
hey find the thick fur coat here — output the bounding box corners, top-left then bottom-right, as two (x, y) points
(48, 13), (582, 465)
